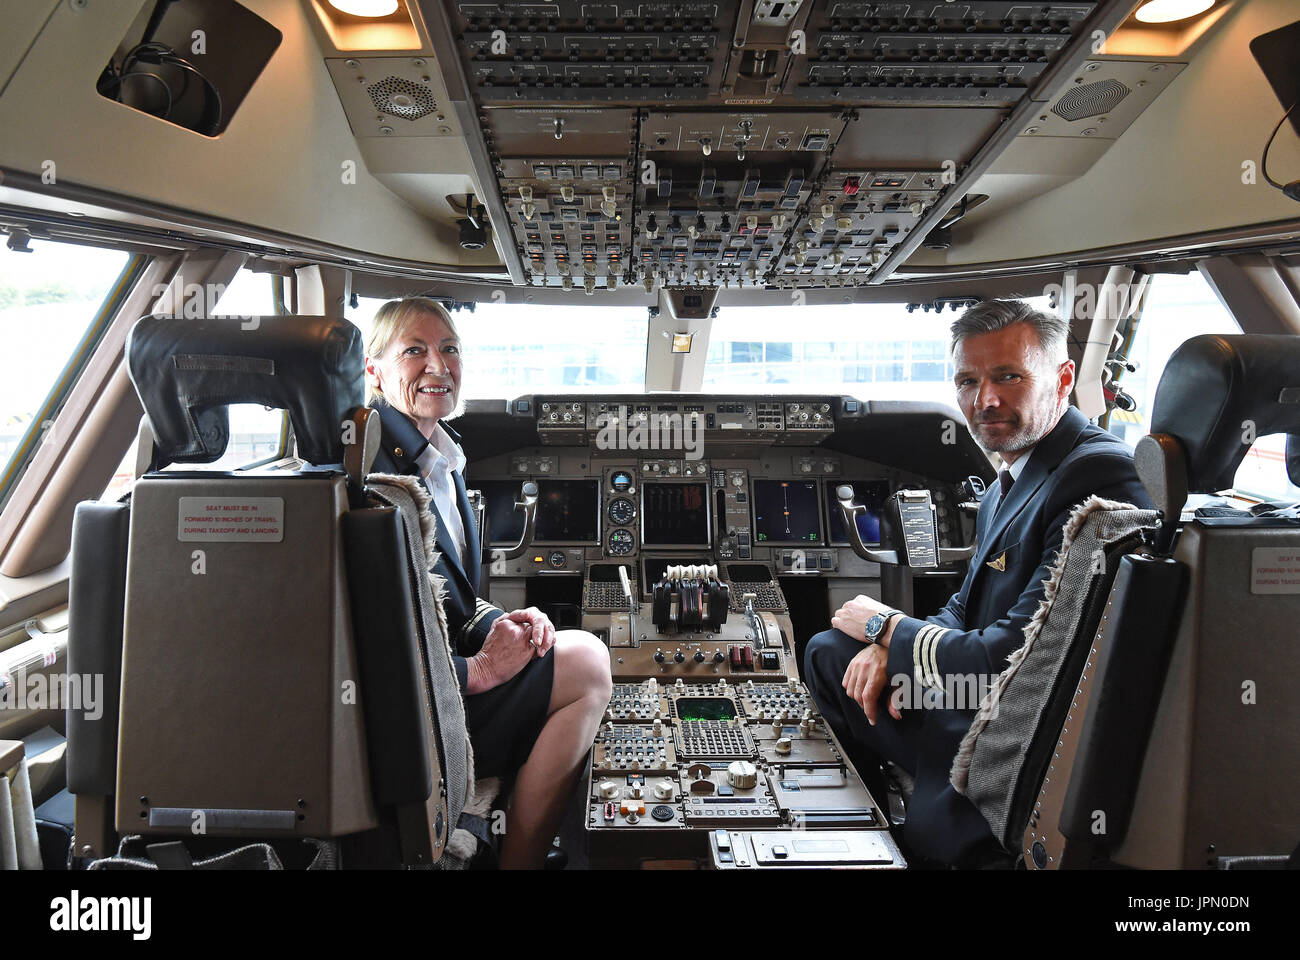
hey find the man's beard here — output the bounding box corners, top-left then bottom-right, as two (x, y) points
(971, 406), (1056, 455)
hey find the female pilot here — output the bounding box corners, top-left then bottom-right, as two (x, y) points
(363, 297), (612, 869)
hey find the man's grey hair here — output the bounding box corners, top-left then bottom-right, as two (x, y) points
(949, 299), (1069, 363)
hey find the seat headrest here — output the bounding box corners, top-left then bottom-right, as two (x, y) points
(126, 314), (363, 468)
(1150, 334), (1300, 493)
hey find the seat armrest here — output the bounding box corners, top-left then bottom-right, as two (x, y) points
(0, 739), (24, 774)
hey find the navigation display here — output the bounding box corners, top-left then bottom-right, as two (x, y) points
(480, 479), (527, 545)
(641, 481), (710, 546)
(536, 479), (599, 542)
(752, 480), (822, 544)
(480, 479), (598, 544)
(826, 479), (890, 546)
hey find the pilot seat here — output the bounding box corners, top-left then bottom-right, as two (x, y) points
(64, 313), (485, 869)
(952, 333), (1300, 869)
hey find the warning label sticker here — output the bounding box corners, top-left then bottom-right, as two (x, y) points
(178, 497), (284, 543)
(1250, 546), (1300, 595)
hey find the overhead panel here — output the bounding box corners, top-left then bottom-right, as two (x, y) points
(429, 0), (1115, 292)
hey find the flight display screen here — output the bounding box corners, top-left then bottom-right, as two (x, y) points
(641, 481), (710, 546)
(480, 480), (526, 545)
(826, 479), (890, 545)
(480, 479), (599, 544)
(752, 480), (822, 544)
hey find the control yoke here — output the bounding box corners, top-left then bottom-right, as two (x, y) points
(835, 484), (975, 568)
(496, 480), (540, 560)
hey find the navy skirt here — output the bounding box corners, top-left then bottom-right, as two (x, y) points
(463, 648), (556, 781)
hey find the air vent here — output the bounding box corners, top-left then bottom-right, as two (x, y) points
(368, 76), (436, 120)
(1051, 79), (1131, 122)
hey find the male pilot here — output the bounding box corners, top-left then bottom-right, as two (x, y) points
(804, 299), (1153, 866)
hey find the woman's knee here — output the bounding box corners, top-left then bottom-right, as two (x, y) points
(554, 630), (613, 701)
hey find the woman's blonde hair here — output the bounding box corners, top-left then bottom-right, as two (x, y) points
(365, 297), (460, 403)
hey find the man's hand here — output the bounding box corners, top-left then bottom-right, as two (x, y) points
(841, 644), (902, 725)
(467, 617), (538, 694)
(504, 606), (556, 655)
(831, 595), (895, 646)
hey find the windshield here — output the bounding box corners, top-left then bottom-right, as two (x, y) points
(349, 298), (648, 397)
(704, 303), (954, 403)
(703, 298), (1053, 403)
(348, 296), (1067, 406)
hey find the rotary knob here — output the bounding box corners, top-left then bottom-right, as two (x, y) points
(653, 780), (674, 801)
(775, 737), (793, 755)
(597, 780), (620, 800)
(727, 760), (758, 790)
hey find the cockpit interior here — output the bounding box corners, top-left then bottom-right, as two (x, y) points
(0, 0), (1298, 897)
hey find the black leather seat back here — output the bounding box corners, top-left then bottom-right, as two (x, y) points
(1032, 334), (1300, 869)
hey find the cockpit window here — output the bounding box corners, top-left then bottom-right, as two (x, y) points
(348, 298), (648, 397)
(1109, 271), (1240, 448)
(1111, 271), (1297, 501)
(1, 239), (135, 506)
(701, 300), (1048, 403)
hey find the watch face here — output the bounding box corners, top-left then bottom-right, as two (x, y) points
(866, 614), (886, 638)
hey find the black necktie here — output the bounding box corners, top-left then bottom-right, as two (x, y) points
(998, 469), (1015, 499)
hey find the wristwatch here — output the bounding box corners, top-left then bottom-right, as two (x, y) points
(864, 609), (904, 645)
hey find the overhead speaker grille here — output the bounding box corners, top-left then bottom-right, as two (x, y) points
(1051, 79), (1131, 122)
(368, 76), (437, 120)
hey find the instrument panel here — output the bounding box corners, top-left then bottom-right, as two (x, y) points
(473, 451), (965, 575)
(459, 394), (982, 867)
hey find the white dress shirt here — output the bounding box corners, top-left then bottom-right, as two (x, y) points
(415, 423), (468, 567)
(1006, 447), (1033, 483)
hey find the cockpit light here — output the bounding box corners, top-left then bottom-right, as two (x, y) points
(328, 0), (399, 16)
(1134, 0), (1214, 23)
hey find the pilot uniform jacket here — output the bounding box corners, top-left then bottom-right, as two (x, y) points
(805, 405), (1153, 865)
(367, 398), (504, 693)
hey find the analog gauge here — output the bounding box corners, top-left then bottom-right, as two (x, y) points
(608, 497), (635, 526)
(548, 551), (567, 569)
(610, 470), (634, 493)
(607, 529), (635, 556)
